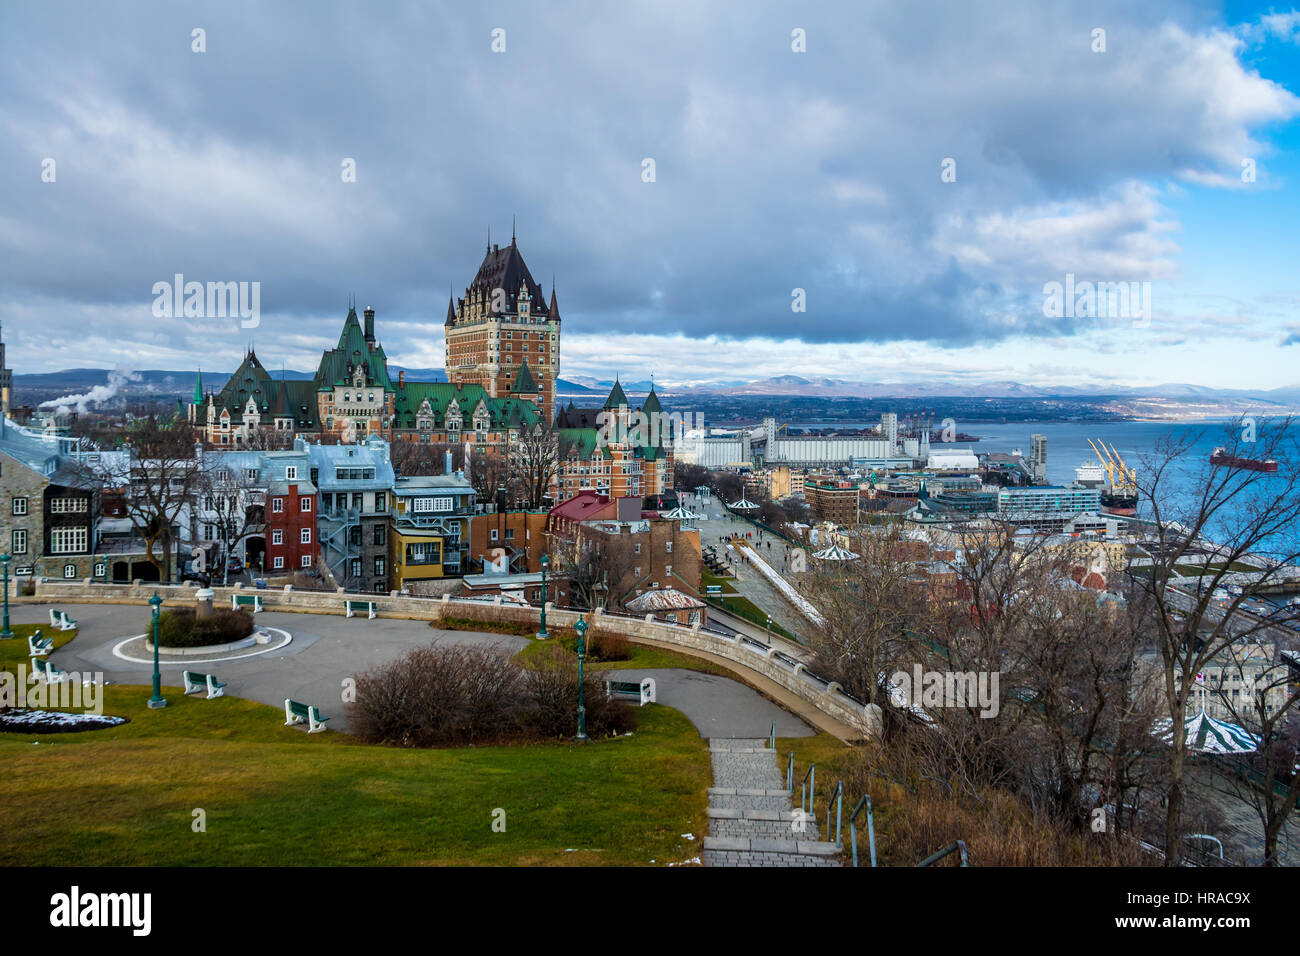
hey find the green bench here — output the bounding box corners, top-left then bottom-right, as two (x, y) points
(232, 593), (264, 613)
(604, 677), (656, 706)
(345, 599), (377, 620)
(48, 608), (77, 631)
(183, 670), (228, 699)
(31, 656), (68, 683)
(283, 698), (330, 733)
(28, 630), (53, 657)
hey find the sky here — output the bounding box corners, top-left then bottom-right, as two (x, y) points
(1, 0), (1298, 391)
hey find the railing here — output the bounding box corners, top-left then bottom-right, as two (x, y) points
(799, 763), (816, 817)
(847, 794), (877, 868)
(768, 720), (776, 750)
(786, 751), (794, 791)
(824, 780), (843, 845)
(917, 840), (969, 867)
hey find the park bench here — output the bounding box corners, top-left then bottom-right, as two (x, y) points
(604, 677), (656, 706)
(232, 593), (263, 613)
(48, 608), (77, 630)
(28, 630), (53, 656)
(183, 670), (228, 699)
(705, 585), (723, 596)
(283, 698), (330, 733)
(345, 599), (377, 620)
(31, 656), (68, 683)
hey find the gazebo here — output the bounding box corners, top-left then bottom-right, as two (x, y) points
(1153, 709), (1260, 755)
(660, 505), (702, 527)
(812, 543), (860, 561)
(728, 497), (759, 512)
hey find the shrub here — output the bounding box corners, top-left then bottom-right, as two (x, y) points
(565, 629), (631, 662)
(348, 642), (634, 747)
(155, 607), (254, 648)
(521, 644), (635, 739)
(349, 643), (528, 747)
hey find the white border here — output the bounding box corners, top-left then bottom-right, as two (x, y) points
(110, 626), (293, 666)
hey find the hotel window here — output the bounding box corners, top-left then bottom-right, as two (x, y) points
(274, 556), (284, 569)
(490, 529), (498, 542)
(272, 530), (284, 545)
(12, 497), (27, 516)
(301, 528), (312, 544)
(300, 497), (311, 511)
(666, 541), (673, 553)
(50, 527), (88, 554)
(12, 529), (27, 554)
(272, 498), (284, 513)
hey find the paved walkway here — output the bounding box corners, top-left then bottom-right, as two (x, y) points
(11, 603), (529, 732)
(597, 668), (812, 739)
(702, 738), (842, 867)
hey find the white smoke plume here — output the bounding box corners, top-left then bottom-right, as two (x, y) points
(39, 365), (142, 415)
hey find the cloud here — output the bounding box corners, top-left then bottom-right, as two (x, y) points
(0, 1), (1296, 386)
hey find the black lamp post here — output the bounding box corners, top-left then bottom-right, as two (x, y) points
(574, 613), (588, 742)
(536, 553), (550, 639)
(0, 552), (12, 639)
(147, 592), (166, 709)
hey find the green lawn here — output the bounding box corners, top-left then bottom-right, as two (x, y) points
(0, 628), (712, 866)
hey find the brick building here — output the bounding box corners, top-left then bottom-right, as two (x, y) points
(805, 476), (860, 527)
(265, 478), (318, 575)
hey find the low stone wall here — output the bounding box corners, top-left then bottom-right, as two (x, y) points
(24, 578), (880, 738)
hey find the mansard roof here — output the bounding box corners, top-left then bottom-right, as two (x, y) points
(465, 238), (550, 318)
(392, 380), (540, 431)
(511, 362), (539, 395)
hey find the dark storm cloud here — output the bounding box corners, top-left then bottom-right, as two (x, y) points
(0, 0), (1295, 372)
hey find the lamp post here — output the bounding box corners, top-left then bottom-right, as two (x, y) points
(765, 614), (772, 646)
(147, 592), (167, 709)
(0, 553), (12, 639)
(536, 553), (550, 639)
(574, 613), (588, 742)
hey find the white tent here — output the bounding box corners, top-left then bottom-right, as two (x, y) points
(728, 497), (759, 511)
(1153, 709), (1260, 755)
(812, 543), (860, 561)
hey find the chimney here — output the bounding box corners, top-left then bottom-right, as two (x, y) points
(363, 307), (375, 344)
(444, 449), (453, 475)
(398, 370), (405, 387)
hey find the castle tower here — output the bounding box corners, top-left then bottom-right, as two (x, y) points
(444, 233), (560, 421)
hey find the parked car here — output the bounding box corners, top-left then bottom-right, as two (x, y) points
(226, 556), (244, 574)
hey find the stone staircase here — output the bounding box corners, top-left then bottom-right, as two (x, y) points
(702, 738), (841, 867)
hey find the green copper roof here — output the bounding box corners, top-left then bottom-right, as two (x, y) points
(313, 305), (394, 392)
(603, 378), (628, 410)
(393, 381), (541, 431)
(511, 362), (539, 395)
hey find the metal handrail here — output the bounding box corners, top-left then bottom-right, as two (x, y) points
(786, 751), (794, 791)
(917, 840), (969, 867)
(847, 794), (877, 867)
(825, 780), (843, 845)
(768, 720), (776, 750)
(799, 763), (816, 816)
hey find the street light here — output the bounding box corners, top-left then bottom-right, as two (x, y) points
(765, 614), (772, 646)
(537, 553), (550, 639)
(0, 553), (12, 639)
(574, 613), (588, 742)
(147, 592), (167, 709)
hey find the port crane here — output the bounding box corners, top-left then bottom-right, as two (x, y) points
(1087, 438), (1136, 491)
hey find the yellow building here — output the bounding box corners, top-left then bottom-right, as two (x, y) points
(389, 474), (476, 595)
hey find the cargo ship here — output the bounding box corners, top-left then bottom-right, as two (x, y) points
(1210, 448), (1278, 473)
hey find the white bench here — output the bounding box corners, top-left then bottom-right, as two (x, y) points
(31, 657), (68, 683)
(28, 630), (53, 656)
(232, 594), (263, 613)
(284, 698), (330, 733)
(604, 677), (656, 706)
(48, 609), (77, 631)
(183, 670), (228, 699)
(345, 599), (377, 620)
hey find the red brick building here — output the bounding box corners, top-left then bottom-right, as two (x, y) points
(265, 479), (318, 575)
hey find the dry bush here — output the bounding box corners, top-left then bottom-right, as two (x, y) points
(521, 644), (635, 739)
(583, 629), (632, 662)
(349, 643), (527, 747)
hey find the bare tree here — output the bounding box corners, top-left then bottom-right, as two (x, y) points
(195, 463), (265, 585)
(509, 423), (559, 510)
(1136, 416), (1300, 864)
(72, 417), (205, 583)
